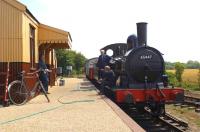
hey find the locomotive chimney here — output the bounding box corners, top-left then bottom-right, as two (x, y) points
(137, 22), (147, 47)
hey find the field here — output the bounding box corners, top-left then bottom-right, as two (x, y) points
(167, 69), (199, 84)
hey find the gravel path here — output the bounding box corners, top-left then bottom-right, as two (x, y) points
(0, 78), (132, 132)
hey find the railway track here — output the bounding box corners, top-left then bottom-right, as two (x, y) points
(158, 111), (188, 132)
(91, 80), (189, 131)
(174, 95), (200, 112)
(122, 105), (189, 132)
(184, 95), (200, 107)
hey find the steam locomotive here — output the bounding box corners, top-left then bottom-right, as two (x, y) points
(85, 22), (184, 116)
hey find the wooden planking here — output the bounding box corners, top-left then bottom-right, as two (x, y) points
(0, 0), (23, 62)
(38, 24), (71, 49)
(0, 39), (22, 62)
(0, 0), (22, 38)
(0, 62), (38, 101)
(22, 13), (39, 63)
(0, 62), (22, 101)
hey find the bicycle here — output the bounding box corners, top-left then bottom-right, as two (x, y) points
(8, 69), (50, 105)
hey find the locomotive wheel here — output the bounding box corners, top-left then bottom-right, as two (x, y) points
(136, 103), (145, 114)
(150, 102), (165, 117)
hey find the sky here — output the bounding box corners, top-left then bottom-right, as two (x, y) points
(19, 0), (200, 63)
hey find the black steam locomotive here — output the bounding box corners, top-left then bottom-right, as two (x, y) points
(85, 22), (184, 116)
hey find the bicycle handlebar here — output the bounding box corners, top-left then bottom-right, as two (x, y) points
(26, 69), (52, 76)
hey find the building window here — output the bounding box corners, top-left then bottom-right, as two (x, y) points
(30, 25), (35, 69)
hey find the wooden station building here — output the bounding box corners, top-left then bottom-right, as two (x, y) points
(0, 0), (72, 100)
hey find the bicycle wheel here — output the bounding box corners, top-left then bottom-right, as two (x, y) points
(8, 80), (28, 105)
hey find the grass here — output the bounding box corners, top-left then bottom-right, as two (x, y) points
(167, 69), (200, 91)
(197, 120), (200, 127)
(167, 69), (199, 83)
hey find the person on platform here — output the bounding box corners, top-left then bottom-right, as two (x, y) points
(38, 53), (51, 94)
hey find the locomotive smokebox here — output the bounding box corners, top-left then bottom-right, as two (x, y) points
(137, 22), (147, 47)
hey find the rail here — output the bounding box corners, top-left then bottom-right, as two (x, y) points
(159, 112), (188, 132)
(144, 107), (188, 132)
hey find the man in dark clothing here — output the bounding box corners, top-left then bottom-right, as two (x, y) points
(100, 66), (115, 94)
(38, 53), (50, 94)
(96, 50), (111, 80)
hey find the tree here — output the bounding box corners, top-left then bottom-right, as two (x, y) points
(56, 49), (86, 75)
(56, 49), (65, 67)
(186, 60), (200, 69)
(74, 52), (86, 75)
(165, 71), (178, 86)
(198, 68), (200, 89)
(165, 62), (175, 70)
(175, 62), (185, 83)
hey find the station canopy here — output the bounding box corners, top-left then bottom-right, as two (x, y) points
(38, 24), (72, 49)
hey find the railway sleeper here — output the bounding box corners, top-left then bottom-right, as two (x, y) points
(159, 113), (188, 128)
(195, 108), (200, 112)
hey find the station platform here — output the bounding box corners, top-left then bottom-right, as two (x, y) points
(0, 78), (144, 132)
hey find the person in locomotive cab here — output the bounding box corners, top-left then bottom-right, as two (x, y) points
(99, 66), (115, 94)
(96, 50), (111, 80)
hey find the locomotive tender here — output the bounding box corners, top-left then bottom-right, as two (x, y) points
(85, 22), (184, 115)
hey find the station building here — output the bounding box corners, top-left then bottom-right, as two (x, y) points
(0, 0), (72, 100)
